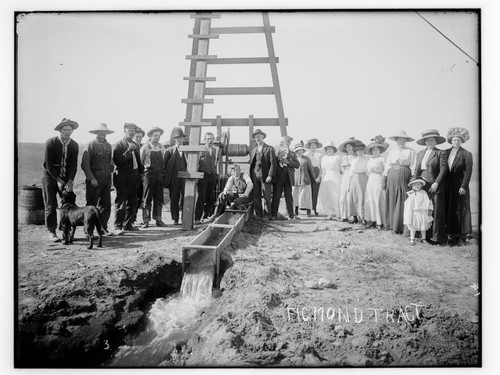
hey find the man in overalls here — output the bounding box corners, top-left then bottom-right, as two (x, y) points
(81, 123), (115, 235)
(140, 126), (167, 228)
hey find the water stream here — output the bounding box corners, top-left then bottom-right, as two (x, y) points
(107, 267), (214, 367)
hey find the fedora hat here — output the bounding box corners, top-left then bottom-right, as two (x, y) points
(304, 138), (322, 149)
(408, 176), (427, 187)
(321, 141), (338, 153)
(416, 129), (446, 146)
(147, 126), (164, 138)
(282, 135), (293, 142)
(252, 129), (266, 139)
(135, 127), (145, 137)
(123, 123), (138, 131)
(293, 143), (305, 153)
(89, 122), (114, 135)
(388, 130), (415, 142)
(446, 127), (470, 144)
(365, 135), (389, 155)
(54, 118), (79, 131)
(338, 137), (360, 153)
(171, 127), (186, 138)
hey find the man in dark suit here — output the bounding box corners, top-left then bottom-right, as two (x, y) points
(249, 129), (276, 218)
(112, 123), (144, 234)
(164, 128), (188, 225)
(195, 132), (218, 224)
(415, 129), (448, 244)
(271, 135), (299, 220)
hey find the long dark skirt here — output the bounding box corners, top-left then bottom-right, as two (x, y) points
(384, 166), (411, 234)
(447, 186), (472, 237)
(426, 191), (448, 243)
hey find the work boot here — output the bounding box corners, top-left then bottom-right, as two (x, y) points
(141, 222), (149, 229)
(155, 220), (166, 227)
(48, 231), (60, 242)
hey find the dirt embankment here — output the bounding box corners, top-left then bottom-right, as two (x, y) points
(17, 215), (479, 367)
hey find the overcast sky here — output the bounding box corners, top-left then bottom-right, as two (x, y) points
(17, 10), (479, 153)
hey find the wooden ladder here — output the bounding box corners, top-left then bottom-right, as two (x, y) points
(179, 11), (288, 231)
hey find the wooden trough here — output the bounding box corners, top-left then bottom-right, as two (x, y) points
(182, 205), (252, 288)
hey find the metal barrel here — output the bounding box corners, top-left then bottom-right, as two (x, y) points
(224, 144), (250, 157)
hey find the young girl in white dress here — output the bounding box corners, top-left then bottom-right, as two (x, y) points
(403, 177), (434, 245)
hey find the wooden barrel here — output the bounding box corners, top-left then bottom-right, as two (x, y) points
(18, 185), (45, 225)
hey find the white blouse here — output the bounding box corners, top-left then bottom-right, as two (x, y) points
(384, 146), (416, 176)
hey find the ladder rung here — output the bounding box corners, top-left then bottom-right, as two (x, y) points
(207, 57), (279, 65)
(181, 98), (214, 104)
(183, 77), (216, 81)
(188, 34), (220, 39)
(178, 121), (213, 126)
(190, 13), (221, 19)
(210, 26), (275, 34)
(205, 87), (275, 95)
(200, 118), (288, 127)
(186, 55), (218, 60)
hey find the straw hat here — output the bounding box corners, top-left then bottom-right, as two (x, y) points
(322, 141), (338, 153)
(147, 126), (164, 137)
(416, 129), (446, 146)
(304, 138), (322, 149)
(282, 135), (293, 142)
(293, 143), (305, 153)
(338, 137), (358, 153)
(252, 129), (266, 138)
(89, 123), (114, 135)
(446, 127), (470, 144)
(388, 130), (415, 142)
(408, 176), (427, 187)
(54, 118), (79, 131)
(365, 135), (389, 154)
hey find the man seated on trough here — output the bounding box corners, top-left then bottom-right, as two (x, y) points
(209, 164), (253, 219)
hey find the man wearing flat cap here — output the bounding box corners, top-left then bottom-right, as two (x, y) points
(112, 123), (144, 234)
(42, 118), (79, 242)
(164, 128), (188, 225)
(249, 129), (276, 218)
(272, 135), (299, 220)
(81, 123), (115, 236)
(140, 127), (167, 227)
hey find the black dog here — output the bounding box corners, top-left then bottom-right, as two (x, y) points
(59, 191), (104, 249)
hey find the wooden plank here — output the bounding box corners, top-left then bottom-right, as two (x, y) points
(183, 244), (218, 250)
(200, 117), (288, 127)
(189, 34), (220, 39)
(178, 171), (204, 179)
(207, 57), (279, 65)
(205, 87), (275, 95)
(262, 12), (287, 137)
(178, 145), (207, 152)
(189, 227), (213, 245)
(210, 26), (275, 34)
(178, 121), (212, 126)
(186, 55), (218, 60)
(209, 223), (235, 229)
(249, 115), (255, 151)
(217, 227), (237, 252)
(183, 77), (216, 81)
(184, 18), (202, 137)
(181, 98), (214, 104)
(191, 13), (221, 19)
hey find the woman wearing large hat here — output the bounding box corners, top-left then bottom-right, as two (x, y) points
(316, 141), (342, 220)
(364, 135), (389, 229)
(414, 129), (448, 244)
(384, 130), (417, 234)
(445, 127), (473, 244)
(347, 140), (369, 224)
(338, 138), (357, 221)
(304, 138), (324, 216)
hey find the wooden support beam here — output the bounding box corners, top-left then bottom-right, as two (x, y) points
(183, 77), (216, 81)
(210, 26), (275, 34)
(207, 57), (279, 65)
(178, 121), (213, 126)
(188, 34), (220, 39)
(248, 115), (255, 152)
(181, 98), (214, 104)
(178, 145), (207, 152)
(200, 117), (288, 127)
(184, 18), (202, 137)
(183, 244), (218, 250)
(191, 13), (221, 19)
(186, 55), (218, 60)
(178, 171), (204, 179)
(204, 87), (275, 95)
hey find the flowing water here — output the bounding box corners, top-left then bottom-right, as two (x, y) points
(107, 268), (214, 367)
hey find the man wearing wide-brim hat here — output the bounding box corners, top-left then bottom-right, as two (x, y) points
(415, 129), (448, 244)
(164, 127), (188, 225)
(249, 129), (276, 218)
(112, 123), (144, 233)
(304, 138), (324, 216)
(42, 118), (80, 242)
(139, 127), (167, 228)
(81, 123), (115, 236)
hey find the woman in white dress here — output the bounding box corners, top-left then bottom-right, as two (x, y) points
(347, 140), (369, 224)
(364, 136), (389, 230)
(338, 138), (357, 221)
(317, 141), (342, 220)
